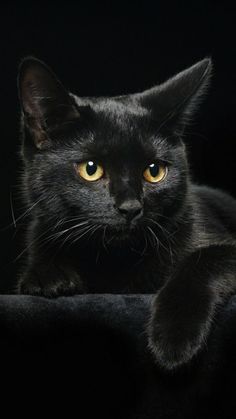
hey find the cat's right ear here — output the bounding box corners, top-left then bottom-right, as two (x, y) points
(18, 57), (80, 149)
(136, 58), (212, 136)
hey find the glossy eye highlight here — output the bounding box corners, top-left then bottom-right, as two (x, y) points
(143, 163), (167, 183)
(75, 161), (104, 181)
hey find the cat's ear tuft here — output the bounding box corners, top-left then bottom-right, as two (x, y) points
(18, 57), (80, 148)
(138, 58), (213, 135)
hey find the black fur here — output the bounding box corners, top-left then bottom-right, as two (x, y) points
(17, 57), (236, 370)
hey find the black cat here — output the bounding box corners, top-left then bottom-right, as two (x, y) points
(17, 57), (236, 370)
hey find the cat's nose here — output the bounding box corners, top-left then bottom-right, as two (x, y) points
(116, 199), (143, 221)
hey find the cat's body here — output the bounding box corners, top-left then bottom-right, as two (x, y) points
(17, 57), (236, 370)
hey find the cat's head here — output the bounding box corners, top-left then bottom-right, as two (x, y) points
(18, 57), (212, 247)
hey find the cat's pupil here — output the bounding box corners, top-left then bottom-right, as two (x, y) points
(149, 163), (159, 177)
(86, 161), (97, 176)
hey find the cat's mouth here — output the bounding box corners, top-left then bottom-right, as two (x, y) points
(104, 221), (140, 244)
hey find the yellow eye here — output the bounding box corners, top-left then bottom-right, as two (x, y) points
(143, 163), (167, 183)
(76, 161), (104, 182)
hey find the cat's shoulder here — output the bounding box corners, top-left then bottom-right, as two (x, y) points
(190, 183), (236, 236)
(191, 183), (236, 209)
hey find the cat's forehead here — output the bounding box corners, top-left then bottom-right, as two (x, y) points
(74, 95), (148, 128)
(92, 97), (145, 117)
(72, 95), (174, 162)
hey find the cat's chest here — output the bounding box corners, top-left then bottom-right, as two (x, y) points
(74, 252), (168, 293)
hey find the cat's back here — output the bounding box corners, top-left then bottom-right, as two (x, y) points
(190, 184), (236, 246)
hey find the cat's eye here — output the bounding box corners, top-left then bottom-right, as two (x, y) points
(75, 161), (104, 182)
(143, 163), (167, 183)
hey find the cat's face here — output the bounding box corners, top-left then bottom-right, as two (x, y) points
(18, 57), (211, 246)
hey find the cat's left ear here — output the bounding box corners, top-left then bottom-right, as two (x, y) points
(18, 57), (80, 149)
(137, 58), (212, 135)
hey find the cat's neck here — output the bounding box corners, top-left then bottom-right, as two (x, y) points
(31, 201), (194, 292)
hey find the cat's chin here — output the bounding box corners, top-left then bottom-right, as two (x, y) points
(105, 223), (140, 245)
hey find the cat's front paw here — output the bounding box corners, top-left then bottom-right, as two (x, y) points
(148, 320), (203, 371)
(148, 290), (211, 370)
(18, 264), (84, 298)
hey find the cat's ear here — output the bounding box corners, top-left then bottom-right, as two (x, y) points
(18, 57), (80, 149)
(137, 58), (212, 135)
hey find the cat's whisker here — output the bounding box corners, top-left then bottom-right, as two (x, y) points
(141, 226), (148, 256)
(146, 226), (160, 255)
(152, 212), (173, 221)
(96, 250), (100, 265)
(10, 190), (16, 229)
(66, 223), (93, 243)
(102, 225), (109, 252)
(12, 224), (53, 263)
(21, 219), (90, 257)
(56, 215), (88, 224)
(145, 217), (175, 264)
(7, 188), (86, 233)
(34, 222), (94, 264)
(50, 217), (66, 231)
(39, 225), (80, 247)
(106, 233), (116, 245)
(57, 220), (89, 236)
(44, 221), (91, 250)
(87, 224), (102, 242)
(144, 217), (171, 236)
(1, 196), (46, 233)
(68, 224), (96, 246)
(70, 224), (100, 246)
(49, 215), (89, 233)
(147, 224), (168, 260)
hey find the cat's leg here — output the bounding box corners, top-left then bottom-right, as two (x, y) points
(18, 255), (84, 298)
(148, 245), (236, 370)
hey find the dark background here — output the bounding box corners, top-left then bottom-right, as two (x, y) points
(0, 1), (236, 293)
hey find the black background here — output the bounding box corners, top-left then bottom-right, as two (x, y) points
(0, 1), (236, 292)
